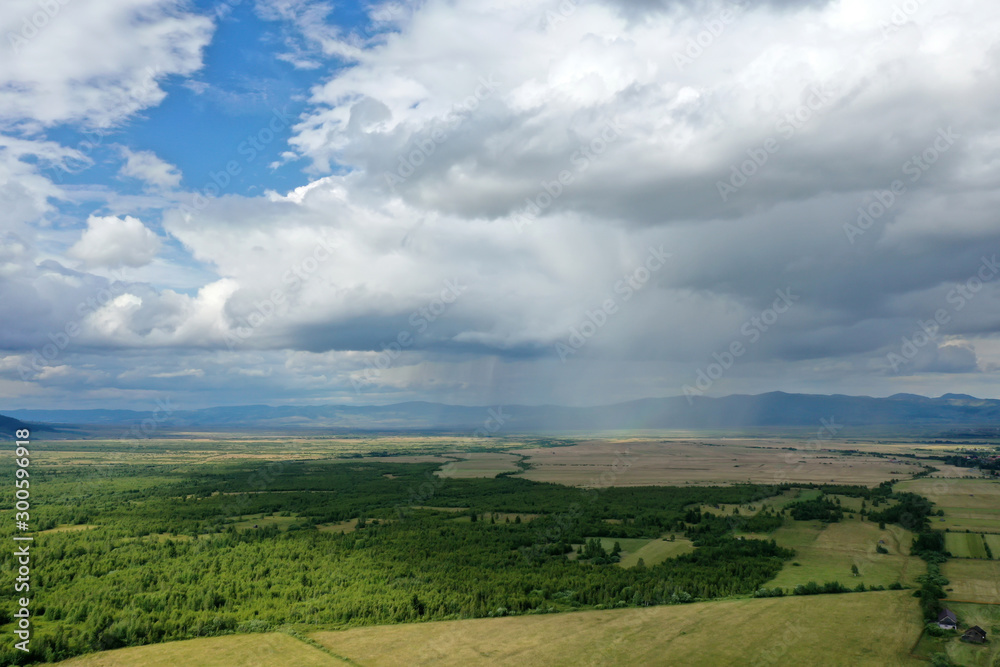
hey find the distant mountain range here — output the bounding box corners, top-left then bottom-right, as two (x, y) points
(0, 413), (50, 439)
(4, 392), (1000, 433)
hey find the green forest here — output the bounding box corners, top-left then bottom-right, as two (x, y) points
(0, 458), (915, 664)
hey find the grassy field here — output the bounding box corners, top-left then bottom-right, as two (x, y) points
(516, 439), (924, 487)
(764, 519), (924, 590)
(942, 559), (1000, 604)
(914, 602), (1000, 667)
(54, 633), (343, 666)
(568, 536), (695, 568)
(945, 532), (990, 559)
(617, 536), (695, 568)
(896, 478), (1000, 532)
(433, 452), (522, 477)
(309, 591), (922, 666)
(230, 512), (304, 531)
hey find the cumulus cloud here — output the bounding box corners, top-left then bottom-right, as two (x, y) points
(118, 148), (182, 191)
(6, 0), (1000, 408)
(69, 215), (162, 269)
(0, 0), (212, 129)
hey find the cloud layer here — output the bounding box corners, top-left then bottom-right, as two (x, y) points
(3, 0), (1000, 408)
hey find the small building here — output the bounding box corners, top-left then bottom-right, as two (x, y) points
(962, 626), (987, 644)
(937, 608), (958, 630)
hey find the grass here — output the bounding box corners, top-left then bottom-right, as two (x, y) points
(516, 439), (919, 487)
(942, 559), (1000, 604)
(696, 488), (820, 516)
(913, 602), (1000, 667)
(230, 512), (303, 531)
(616, 536), (694, 568)
(565, 536), (693, 567)
(38, 524), (97, 534)
(451, 513), (540, 523)
(983, 533), (1000, 555)
(896, 478), (1000, 532)
(310, 591), (923, 666)
(765, 519), (924, 591)
(316, 519), (359, 533)
(945, 532), (989, 559)
(54, 632), (345, 666)
(434, 453), (521, 478)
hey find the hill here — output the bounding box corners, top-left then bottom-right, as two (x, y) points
(0, 413), (48, 438)
(9, 391), (1000, 432)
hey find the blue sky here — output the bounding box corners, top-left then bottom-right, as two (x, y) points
(3, 0), (1000, 410)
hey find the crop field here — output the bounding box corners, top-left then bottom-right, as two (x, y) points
(516, 439), (926, 487)
(896, 478), (1000, 532)
(944, 532), (990, 559)
(54, 632), (341, 666)
(3, 434), (988, 666)
(309, 590), (922, 667)
(764, 519), (924, 590)
(432, 452), (522, 477)
(941, 559), (1000, 604)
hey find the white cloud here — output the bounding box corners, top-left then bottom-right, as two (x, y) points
(69, 215), (162, 268)
(118, 147), (182, 191)
(7, 0), (1000, 408)
(0, 0), (213, 130)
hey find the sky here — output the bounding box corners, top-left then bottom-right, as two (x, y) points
(2, 0), (1000, 410)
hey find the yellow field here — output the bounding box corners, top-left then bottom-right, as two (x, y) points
(54, 632), (342, 666)
(433, 452), (521, 477)
(941, 559), (1000, 604)
(516, 440), (923, 487)
(764, 519), (924, 590)
(38, 524), (97, 534)
(310, 591), (922, 666)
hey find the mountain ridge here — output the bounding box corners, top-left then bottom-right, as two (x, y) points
(5, 391), (1000, 432)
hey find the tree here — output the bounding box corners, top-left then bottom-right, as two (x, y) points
(851, 564), (859, 577)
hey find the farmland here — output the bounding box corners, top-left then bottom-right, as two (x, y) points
(54, 633), (341, 667)
(941, 559), (1000, 604)
(308, 590), (922, 667)
(763, 519), (925, 591)
(515, 439), (927, 486)
(0, 433), (994, 665)
(896, 478), (1000, 533)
